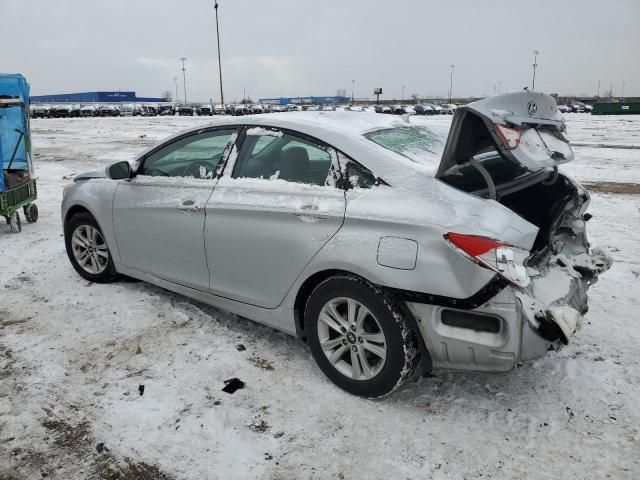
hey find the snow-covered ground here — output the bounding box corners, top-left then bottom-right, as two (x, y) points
(1, 114), (639, 479)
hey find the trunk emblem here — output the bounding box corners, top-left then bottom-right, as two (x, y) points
(527, 101), (538, 115)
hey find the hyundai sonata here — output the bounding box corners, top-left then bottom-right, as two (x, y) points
(62, 91), (611, 397)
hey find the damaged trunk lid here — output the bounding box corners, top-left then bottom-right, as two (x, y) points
(437, 91), (612, 346)
(436, 91), (574, 199)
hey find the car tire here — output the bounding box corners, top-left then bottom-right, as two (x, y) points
(64, 212), (118, 283)
(305, 274), (420, 398)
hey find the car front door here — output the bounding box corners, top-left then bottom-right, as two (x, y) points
(205, 127), (346, 308)
(113, 127), (238, 291)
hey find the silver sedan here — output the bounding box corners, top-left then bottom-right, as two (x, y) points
(62, 91), (610, 397)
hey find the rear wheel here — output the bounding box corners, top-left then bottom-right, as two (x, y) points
(305, 274), (420, 397)
(65, 213), (118, 282)
(23, 204), (38, 223)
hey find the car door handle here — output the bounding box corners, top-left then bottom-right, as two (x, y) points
(177, 200), (201, 212)
(294, 205), (327, 221)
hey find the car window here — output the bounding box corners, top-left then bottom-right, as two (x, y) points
(233, 128), (335, 186)
(337, 152), (378, 189)
(140, 129), (237, 179)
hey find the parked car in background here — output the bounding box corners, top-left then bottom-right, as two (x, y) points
(178, 104), (194, 116)
(197, 104), (213, 116)
(158, 104), (175, 116)
(213, 104), (225, 115)
(347, 105), (365, 112)
(414, 104), (435, 115)
(31, 104), (47, 118)
(442, 103), (458, 114)
(97, 105), (119, 117)
(584, 104), (593, 112)
(79, 105), (98, 117)
(119, 104), (135, 116)
(557, 104), (570, 113)
(571, 102), (586, 113)
(268, 105), (286, 113)
(52, 104), (72, 118)
(69, 104), (81, 118)
(250, 104), (265, 114)
(61, 91), (611, 397)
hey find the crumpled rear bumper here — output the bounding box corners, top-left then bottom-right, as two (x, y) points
(407, 247), (612, 373)
(516, 246), (613, 346)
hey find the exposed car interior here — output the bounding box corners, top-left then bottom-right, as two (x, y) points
(233, 131), (333, 185)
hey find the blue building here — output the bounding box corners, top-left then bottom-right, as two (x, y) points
(30, 91), (165, 103)
(259, 96), (350, 105)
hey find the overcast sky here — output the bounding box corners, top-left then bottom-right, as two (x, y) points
(3, 0), (638, 102)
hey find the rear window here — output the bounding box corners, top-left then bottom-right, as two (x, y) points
(364, 126), (445, 170)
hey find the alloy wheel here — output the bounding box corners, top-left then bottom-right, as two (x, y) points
(317, 297), (387, 380)
(71, 225), (109, 274)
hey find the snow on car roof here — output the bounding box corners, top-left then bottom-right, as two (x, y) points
(158, 112), (452, 183)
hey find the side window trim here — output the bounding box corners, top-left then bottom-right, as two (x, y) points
(135, 126), (241, 177)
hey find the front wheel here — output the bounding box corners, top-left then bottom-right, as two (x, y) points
(9, 211), (21, 233)
(305, 275), (420, 398)
(64, 213), (118, 282)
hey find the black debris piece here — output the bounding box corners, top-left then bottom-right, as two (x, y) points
(138, 384), (145, 396)
(222, 378), (245, 394)
(96, 442), (109, 453)
(235, 344), (246, 352)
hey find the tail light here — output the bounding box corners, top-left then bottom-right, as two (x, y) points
(495, 124), (521, 149)
(445, 232), (530, 287)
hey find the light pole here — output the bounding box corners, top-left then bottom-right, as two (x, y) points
(498, 80), (501, 94)
(448, 64), (455, 103)
(621, 81), (626, 101)
(173, 77), (178, 102)
(214, 1), (225, 112)
(351, 79), (355, 103)
(402, 85), (405, 100)
(180, 57), (187, 103)
(531, 50), (539, 91)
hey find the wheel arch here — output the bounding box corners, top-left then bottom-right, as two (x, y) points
(293, 268), (432, 374)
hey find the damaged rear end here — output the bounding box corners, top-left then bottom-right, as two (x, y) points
(435, 91), (612, 365)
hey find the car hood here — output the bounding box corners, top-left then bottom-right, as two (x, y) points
(74, 170), (106, 181)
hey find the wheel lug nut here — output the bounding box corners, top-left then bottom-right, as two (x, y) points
(358, 337), (363, 343)
(351, 345), (357, 352)
(341, 327), (346, 333)
(350, 325), (356, 331)
(342, 339), (348, 345)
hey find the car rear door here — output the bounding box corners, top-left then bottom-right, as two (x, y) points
(205, 126), (346, 308)
(112, 127), (239, 291)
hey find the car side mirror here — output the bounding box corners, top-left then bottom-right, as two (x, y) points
(106, 161), (132, 180)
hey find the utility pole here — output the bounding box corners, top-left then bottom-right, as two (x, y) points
(180, 57), (187, 103)
(351, 79), (355, 103)
(173, 77), (178, 102)
(621, 81), (626, 101)
(402, 85), (405, 100)
(498, 80), (501, 94)
(596, 80), (600, 99)
(531, 50), (539, 91)
(448, 64), (455, 103)
(214, 1), (225, 112)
